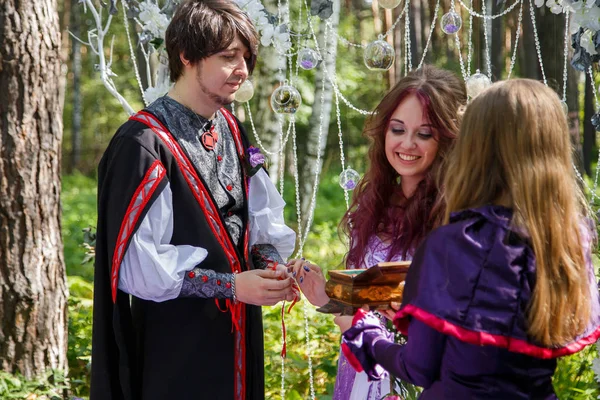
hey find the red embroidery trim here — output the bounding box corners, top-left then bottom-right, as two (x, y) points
(130, 110), (249, 400)
(110, 160), (166, 303)
(341, 342), (364, 373)
(130, 111), (241, 273)
(395, 304), (600, 359)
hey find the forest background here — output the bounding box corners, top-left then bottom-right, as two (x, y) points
(2, 0), (600, 398)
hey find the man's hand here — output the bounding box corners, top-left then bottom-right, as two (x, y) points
(235, 269), (297, 306)
(287, 258), (329, 307)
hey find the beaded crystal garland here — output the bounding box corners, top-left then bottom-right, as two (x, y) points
(76, 0), (600, 396)
(561, 100), (569, 116)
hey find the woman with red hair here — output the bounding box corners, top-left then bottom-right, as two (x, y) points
(289, 65), (467, 399)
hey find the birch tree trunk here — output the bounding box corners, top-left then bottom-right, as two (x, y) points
(252, 50), (286, 184)
(583, 71), (595, 177)
(0, 0), (68, 377)
(250, 0), (287, 185)
(300, 0), (341, 222)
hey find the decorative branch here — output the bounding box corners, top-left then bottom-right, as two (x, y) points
(122, 0), (148, 105)
(72, 0), (135, 115)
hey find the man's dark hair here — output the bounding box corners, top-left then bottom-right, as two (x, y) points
(165, 0), (259, 82)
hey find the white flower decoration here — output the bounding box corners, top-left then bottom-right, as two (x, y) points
(144, 80), (172, 104)
(581, 29), (598, 55)
(233, 0), (292, 51)
(138, 1), (169, 40)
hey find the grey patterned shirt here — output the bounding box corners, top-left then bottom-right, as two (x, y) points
(146, 96), (244, 299)
(147, 96), (244, 245)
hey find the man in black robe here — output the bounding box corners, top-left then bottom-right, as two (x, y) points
(90, 1), (297, 399)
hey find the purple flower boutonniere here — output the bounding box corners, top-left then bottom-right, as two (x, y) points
(245, 146), (265, 177)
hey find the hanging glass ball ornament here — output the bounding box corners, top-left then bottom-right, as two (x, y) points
(363, 40), (395, 71)
(298, 48), (320, 70)
(270, 84), (302, 114)
(441, 10), (462, 35)
(339, 168), (361, 190)
(379, 0), (402, 9)
(234, 80), (254, 103)
(466, 69), (492, 98)
(560, 100), (569, 116)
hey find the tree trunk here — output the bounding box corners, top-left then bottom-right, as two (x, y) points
(384, 8), (395, 87)
(0, 0), (68, 377)
(250, 0), (287, 185)
(409, 0), (419, 69)
(519, 0), (540, 79)
(583, 71), (595, 177)
(393, 3), (403, 80)
(490, 0), (504, 80)
(567, 68), (583, 176)
(300, 0), (340, 223)
(71, 0), (83, 172)
(538, 7), (562, 92)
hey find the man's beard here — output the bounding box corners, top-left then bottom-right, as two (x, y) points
(196, 66), (233, 107)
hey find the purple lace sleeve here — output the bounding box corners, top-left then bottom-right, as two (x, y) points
(179, 268), (235, 299)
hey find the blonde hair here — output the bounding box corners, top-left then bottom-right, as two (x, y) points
(444, 79), (590, 346)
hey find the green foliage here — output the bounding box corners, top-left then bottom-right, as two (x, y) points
(67, 276), (94, 398)
(61, 173), (98, 281)
(553, 345), (599, 399)
(59, 169), (600, 398)
(263, 304), (339, 399)
(266, 173), (349, 399)
(0, 370), (72, 400)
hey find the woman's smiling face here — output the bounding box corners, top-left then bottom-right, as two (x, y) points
(385, 93), (439, 197)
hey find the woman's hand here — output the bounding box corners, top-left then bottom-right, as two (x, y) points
(287, 258), (330, 307)
(381, 301), (401, 321)
(334, 305), (370, 333)
(333, 314), (354, 334)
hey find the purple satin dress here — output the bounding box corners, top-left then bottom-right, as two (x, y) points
(343, 205), (600, 399)
(333, 235), (409, 400)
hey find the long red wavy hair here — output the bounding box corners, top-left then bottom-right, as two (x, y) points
(341, 65), (467, 267)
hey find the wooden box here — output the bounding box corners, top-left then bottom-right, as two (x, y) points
(316, 261), (411, 315)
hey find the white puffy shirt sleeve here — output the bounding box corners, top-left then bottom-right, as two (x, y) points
(118, 182), (208, 302)
(248, 168), (296, 259)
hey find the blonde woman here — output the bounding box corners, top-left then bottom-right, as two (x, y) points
(336, 79), (600, 399)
